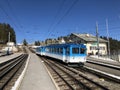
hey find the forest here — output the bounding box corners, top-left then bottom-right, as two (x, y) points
(100, 36), (120, 53)
(0, 23), (16, 44)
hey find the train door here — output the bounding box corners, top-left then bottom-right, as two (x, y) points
(62, 47), (66, 62)
(65, 47), (70, 63)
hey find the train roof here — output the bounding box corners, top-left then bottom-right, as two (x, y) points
(45, 43), (86, 48)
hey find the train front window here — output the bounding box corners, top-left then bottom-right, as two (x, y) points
(80, 48), (85, 54)
(72, 48), (79, 54)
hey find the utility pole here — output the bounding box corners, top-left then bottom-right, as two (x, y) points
(96, 22), (99, 57)
(106, 19), (110, 57)
(8, 32), (10, 42)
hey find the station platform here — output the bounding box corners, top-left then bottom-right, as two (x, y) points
(18, 52), (57, 90)
(87, 55), (120, 66)
(0, 53), (22, 64)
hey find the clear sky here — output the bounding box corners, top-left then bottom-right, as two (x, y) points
(0, 0), (120, 43)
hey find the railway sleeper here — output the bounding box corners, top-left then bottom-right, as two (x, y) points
(56, 79), (64, 83)
(71, 84), (84, 90)
(59, 85), (71, 90)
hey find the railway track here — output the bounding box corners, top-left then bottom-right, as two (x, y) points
(41, 57), (109, 90)
(86, 60), (120, 70)
(0, 54), (28, 90)
(28, 47), (35, 53)
(23, 46), (28, 53)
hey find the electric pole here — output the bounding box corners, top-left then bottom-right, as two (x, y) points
(8, 32), (10, 42)
(106, 19), (110, 57)
(96, 22), (99, 57)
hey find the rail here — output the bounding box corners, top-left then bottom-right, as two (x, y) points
(0, 54), (28, 90)
(41, 57), (109, 90)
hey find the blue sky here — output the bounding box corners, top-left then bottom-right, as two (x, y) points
(0, 0), (120, 43)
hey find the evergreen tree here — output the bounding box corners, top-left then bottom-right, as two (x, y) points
(34, 41), (40, 46)
(0, 23), (16, 44)
(23, 39), (28, 46)
(100, 36), (120, 53)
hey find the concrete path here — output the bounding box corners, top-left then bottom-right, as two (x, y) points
(19, 53), (57, 90)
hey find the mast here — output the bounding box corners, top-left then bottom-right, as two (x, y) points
(96, 22), (99, 57)
(106, 19), (110, 57)
(8, 32), (10, 42)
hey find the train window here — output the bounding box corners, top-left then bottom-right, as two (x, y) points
(51, 48), (53, 52)
(48, 48), (50, 52)
(53, 48), (55, 53)
(45, 48), (49, 52)
(59, 48), (61, 53)
(60, 48), (63, 54)
(50, 48), (52, 52)
(54, 48), (56, 53)
(57, 48), (59, 53)
(55, 48), (58, 53)
(80, 48), (85, 54)
(53, 48), (54, 53)
(72, 48), (79, 54)
(66, 47), (70, 54)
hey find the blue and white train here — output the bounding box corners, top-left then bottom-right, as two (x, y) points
(36, 43), (87, 66)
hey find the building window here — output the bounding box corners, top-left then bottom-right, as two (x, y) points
(90, 46), (95, 50)
(100, 47), (105, 50)
(90, 46), (105, 50)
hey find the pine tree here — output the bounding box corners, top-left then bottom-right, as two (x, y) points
(0, 23), (16, 44)
(23, 39), (28, 46)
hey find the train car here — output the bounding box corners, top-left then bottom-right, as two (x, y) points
(36, 43), (86, 66)
(36, 46), (45, 56)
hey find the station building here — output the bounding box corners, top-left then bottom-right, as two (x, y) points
(68, 33), (108, 55)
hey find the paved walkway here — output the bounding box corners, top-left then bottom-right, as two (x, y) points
(19, 52), (57, 90)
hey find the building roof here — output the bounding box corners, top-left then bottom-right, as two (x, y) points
(72, 33), (108, 42)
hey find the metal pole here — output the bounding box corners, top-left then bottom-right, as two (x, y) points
(8, 32), (10, 42)
(96, 22), (99, 57)
(106, 19), (110, 57)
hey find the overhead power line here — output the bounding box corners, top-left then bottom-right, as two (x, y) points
(55, 0), (79, 25)
(0, 5), (18, 29)
(5, 0), (24, 30)
(47, 0), (66, 37)
(48, 0), (79, 38)
(0, 0), (26, 39)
